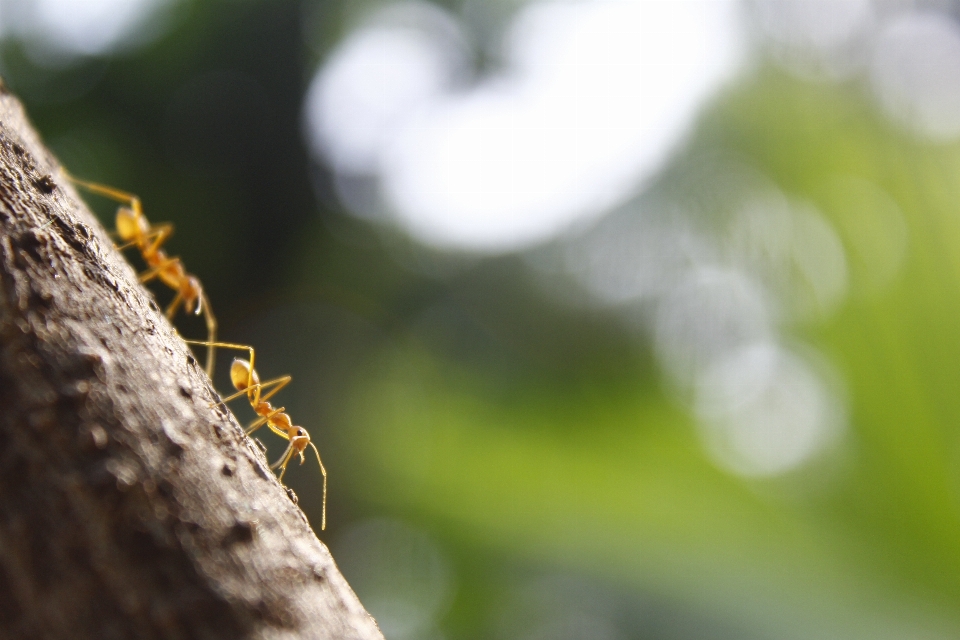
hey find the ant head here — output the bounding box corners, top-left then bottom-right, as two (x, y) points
(183, 276), (203, 313)
(292, 428), (310, 463)
(230, 358), (259, 391)
(115, 207), (145, 241)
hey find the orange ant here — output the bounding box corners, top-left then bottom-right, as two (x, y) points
(185, 340), (327, 530)
(65, 172), (218, 376)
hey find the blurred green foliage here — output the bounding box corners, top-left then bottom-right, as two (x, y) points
(9, 1), (960, 638)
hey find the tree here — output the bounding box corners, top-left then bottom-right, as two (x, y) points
(0, 83), (383, 640)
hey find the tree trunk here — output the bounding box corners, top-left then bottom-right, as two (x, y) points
(0, 83), (383, 640)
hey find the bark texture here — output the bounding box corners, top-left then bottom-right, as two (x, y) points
(0, 84), (383, 640)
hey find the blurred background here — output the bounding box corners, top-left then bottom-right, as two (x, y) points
(6, 0), (960, 637)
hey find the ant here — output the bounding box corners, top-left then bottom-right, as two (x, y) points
(65, 172), (218, 377)
(185, 340), (327, 530)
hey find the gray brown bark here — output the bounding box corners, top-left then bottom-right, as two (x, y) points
(0, 83), (383, 640)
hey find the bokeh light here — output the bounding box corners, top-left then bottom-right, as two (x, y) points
(870, 11), (960, 141)
(694, 342), (842, 477)
(304, 2), (467, 177)
(2, 0), (176, 60)
(724, 194), (848, 321)
(305, 0), (744, 251)
(654, 266), (773, 390)
(749, 0), (874, 79)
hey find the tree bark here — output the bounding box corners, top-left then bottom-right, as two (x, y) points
(0, 83), (383, 640)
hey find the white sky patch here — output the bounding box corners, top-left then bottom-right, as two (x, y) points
(306, 0), (744, 253)
(4, 0), (174, 58)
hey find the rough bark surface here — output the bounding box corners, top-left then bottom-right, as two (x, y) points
(0, 85), (383, 640)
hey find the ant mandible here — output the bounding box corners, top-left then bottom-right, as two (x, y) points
(185, 340), (327, 530)
(65, 173), (218, 377)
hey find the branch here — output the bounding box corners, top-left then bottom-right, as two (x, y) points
(0, 82), (383, 639)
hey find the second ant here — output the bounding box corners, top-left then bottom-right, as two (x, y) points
(186, 340), (327, 530)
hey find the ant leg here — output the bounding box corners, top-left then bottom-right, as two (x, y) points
(165, 291), (185, 319)
(200, 292), (217, 377)
(270, 442), (297, 482)
(215, 376), (291, 410)
(265, 418), (293, 441)
(216, 386), (257, 407)
(183, 340), (258, 400)
(120, 223), (173, 255)
(182, 342), (289, 410)
(139, 224), (174, 260)
(246, 418), (267, 435)
(66, 173), (142, 210)
(223, 377), (290, 410)
(65, 173), (156, 252)
(183, 340), (256, 375)
(139, 256), (183, 284)
(140, 255), (183, 283)
(247, 403), (291, 438)
(254, 375), (292, 404)
(114, 222), (170, 252)
(209, 379), (285, 408)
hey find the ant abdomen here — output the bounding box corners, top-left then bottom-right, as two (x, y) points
(230, 358), (258, 392)
(115, 207), (144, 241)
